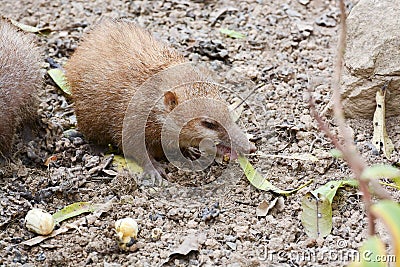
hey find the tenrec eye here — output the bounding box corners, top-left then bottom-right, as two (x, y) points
(202, 120), (218, 130)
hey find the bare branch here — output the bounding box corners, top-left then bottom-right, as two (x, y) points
(308, 0), (394, 236)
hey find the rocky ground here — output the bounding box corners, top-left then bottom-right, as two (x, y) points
(1, 0), (399, 266)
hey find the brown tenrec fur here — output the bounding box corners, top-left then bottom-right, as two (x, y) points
(0, 19), (41, 158)
(66, 20), (186, 148)
(65, 20), (255, 174)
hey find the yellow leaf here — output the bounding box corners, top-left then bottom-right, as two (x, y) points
(372, 88), (394, 159)
(238, 156), (313, 195)
(10, 19), (51, 35)
(371, 200), (400, 262)
(228, 98), (244, 122)
(110, 154), (143, 173)
(257, 151), (319, 162)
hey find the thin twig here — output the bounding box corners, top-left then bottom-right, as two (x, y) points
(232, 82), (265, 111)
(333, 1), (366, 172)
(334, 0), (375, 236)
(308, 93), (343, 152)
(309, 0), (377, 236)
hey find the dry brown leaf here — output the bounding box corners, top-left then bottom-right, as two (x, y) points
(228, 97), (244, 122)
(162, 234), (205, 265)
(44, 155), (57, 166)
(256, 200), (271, 217)
(256, 199), (276, 216)
(170, 234), (199, 255)
(256, 197), (285, 217)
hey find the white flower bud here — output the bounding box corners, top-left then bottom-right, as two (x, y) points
(151, 227), (162, 241)
(25, 208), (55, 235)
(115, 218), (138, 251)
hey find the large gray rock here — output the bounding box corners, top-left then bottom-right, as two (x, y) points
(342, 0), (400, 118)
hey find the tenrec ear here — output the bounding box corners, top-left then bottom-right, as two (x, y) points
(164, 91), (178, 111)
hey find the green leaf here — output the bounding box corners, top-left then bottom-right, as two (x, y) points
(343, 179), (359, 187)
(361, 164), (400, 180)
(371, 200), (400, 260)
(348, 236), (387, 267)
(52, 202), (100, 225)
(219, 28), (246, 39)
(312, 181), (342, 204)
(302, 180), (357, 238)
(48, 68), (72, 95)
(301, 192), (332, 238)
(312, 180), (357, 204)
(238, 156), (313, 195)
(10, 19), (51, 35)
(329, 149), (343, 159)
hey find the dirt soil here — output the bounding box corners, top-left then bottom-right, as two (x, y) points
(1, 0), (400, 266)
